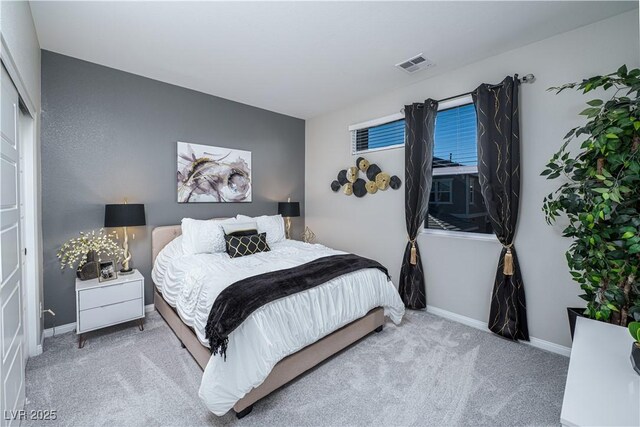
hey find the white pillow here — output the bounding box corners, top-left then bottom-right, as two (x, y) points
(236, 214), (286, 245)
(221, 221), (258, 235)
(181, 218), (236, 255)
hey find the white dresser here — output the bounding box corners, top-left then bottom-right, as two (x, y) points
(561, 316), (640, 426)
(75, 269), (145, 348)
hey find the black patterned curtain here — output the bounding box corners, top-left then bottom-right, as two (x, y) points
(399, 99), (438, 309)
(472, 76), (529, 341)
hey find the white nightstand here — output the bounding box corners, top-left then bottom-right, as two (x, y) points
(75, 269), (145, 348)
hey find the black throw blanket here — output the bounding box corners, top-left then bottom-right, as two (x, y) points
(205, 254), (390, 359)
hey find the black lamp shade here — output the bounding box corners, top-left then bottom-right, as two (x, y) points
(278, 201), (300, 218)
(104, 204), (146, 227)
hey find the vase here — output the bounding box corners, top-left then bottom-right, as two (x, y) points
(632, 343), (640, 376)
(76, 251), (99, 281)
(568, 307), (635, 341)
(567, 307), (586, 341)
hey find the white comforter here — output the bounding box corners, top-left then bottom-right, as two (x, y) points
(152, 238), (405, 415)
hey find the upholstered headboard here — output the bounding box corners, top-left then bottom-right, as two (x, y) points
(151, 218), (230, 264)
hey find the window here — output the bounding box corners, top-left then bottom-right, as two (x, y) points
(469, 180), (475, 205)
(426, 97), (492, 235)
(347, 99), (492, 236)
(433, 102), (478, 171)
(430, 179), (452, 204)
(350, 113), (404, 154)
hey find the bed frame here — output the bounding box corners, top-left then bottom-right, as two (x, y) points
(151, 223), (385, 418)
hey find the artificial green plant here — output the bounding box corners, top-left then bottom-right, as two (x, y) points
(542, 65), (640, 326)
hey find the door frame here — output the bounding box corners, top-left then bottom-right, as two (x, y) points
(19, 109), (41, 357)
(1, 34), (42, 357)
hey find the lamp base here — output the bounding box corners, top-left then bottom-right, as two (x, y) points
(119, 268), (134, 275)
(285, 217), (292, 240)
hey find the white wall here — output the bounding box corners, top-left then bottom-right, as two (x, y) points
(1, 1), (40, 108)
(1, 1), (43, 356)
(306, 11), (639, 348)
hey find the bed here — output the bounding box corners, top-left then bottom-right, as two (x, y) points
(150, 218), (405, 417)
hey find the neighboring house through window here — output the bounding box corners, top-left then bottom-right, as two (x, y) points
(427, 96), (492, 235)
(430, 179), (453, 204)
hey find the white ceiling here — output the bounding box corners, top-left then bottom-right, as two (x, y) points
(30, 1), (637, 119)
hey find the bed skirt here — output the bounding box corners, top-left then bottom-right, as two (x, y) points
(153, 288), (384, 416)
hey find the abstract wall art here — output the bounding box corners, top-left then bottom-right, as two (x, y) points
(177, 141), (252, 203)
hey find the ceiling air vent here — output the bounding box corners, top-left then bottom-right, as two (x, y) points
(395, 54), (434, 74)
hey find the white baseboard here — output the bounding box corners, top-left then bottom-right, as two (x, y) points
(34, 334), (44, 356)
(43, 304), (156, 338)
(39, 303), (571, 356)
(528, 336), (571, 357)
(427, 305), (487, 330)
(426, 305), (571, 357)
(43, 321), (76, 338)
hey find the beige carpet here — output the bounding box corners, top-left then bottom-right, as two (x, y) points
(24, 310), (568, 426)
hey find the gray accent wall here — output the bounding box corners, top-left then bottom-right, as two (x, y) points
(41, 51), (305, 327)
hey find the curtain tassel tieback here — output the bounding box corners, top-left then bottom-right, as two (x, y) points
(409, 238), (417, 265)
(503, 244), (514, 276)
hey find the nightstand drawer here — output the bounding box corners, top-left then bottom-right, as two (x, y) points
(78, 298), (143, 333)
(78, 280), (142, 311)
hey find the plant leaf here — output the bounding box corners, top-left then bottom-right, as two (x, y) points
(630, 322), (640, 342)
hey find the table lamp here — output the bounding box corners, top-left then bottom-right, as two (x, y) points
(104, 202), (146, 274)
(278, 198), (300, 239)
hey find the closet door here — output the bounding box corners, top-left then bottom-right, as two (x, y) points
(0, 64), (25, 427)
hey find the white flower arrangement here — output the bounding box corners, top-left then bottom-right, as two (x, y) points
(57, 229), (123, 270)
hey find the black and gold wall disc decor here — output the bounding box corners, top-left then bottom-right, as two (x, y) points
(337, 169), (348, 185)
(353, 178), (367, 197)
(330, 157), (401, 197)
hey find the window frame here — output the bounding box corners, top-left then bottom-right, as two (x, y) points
(349, 113), (404, 155)
(421, 227), (498, 242)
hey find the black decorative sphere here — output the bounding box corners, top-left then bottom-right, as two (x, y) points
(366, 164), (382, 181)
(356, 157), (364, 168)
(389, 175), (402, 190)
(353, 178), (367, 197)
(330, 180), (341, 192)
(337, 169), (348, 185)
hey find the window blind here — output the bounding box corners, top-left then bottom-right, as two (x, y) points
(433, 103), (477, 168)
(351, 119), (404, 154)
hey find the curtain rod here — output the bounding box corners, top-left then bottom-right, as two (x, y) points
(400, 73), (535, 113)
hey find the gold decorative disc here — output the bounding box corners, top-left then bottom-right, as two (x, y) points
(358, 158), (370, 172)
(343, 182), (353, 195)
(365, 181), (378, 194)
(346, 167), (358, 183)
(375, 172), (391, 190)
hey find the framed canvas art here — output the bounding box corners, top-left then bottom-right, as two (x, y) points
(177, 141), (252, 203)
